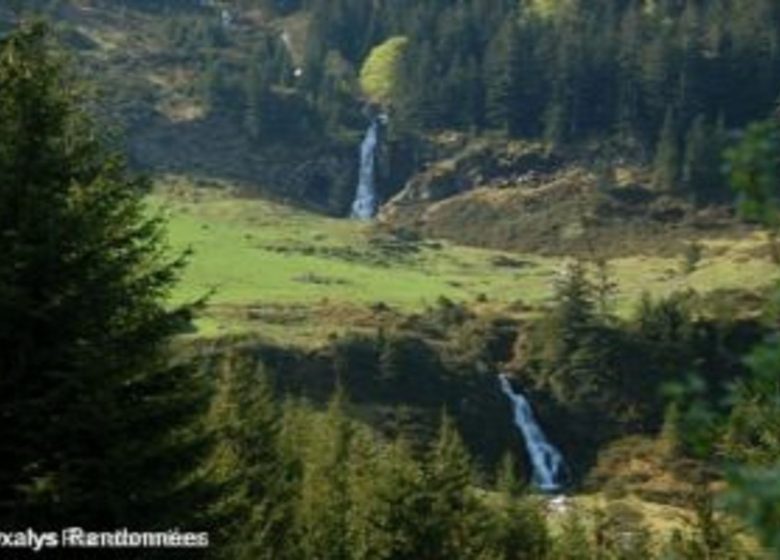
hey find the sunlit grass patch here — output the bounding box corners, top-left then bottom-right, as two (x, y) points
(154, 180), (779, 346)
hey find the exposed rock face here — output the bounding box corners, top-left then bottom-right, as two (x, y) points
(380, 140), (560, 227)
(128, 110), (423, 217)
(378, 138), (734, 257)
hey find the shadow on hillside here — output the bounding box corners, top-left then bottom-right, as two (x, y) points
(128, 112), (358, 214)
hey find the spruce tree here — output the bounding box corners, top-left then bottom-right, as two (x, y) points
(660, 402), (684, 459)
(535, 260), (621, 416)
(653, 107), (681, 191)
(424, 413), (488, 559)
(484, 18), (522, 134)
(490, 453), (550, 560)
(496, 452), (524, 498)
(683, 114), (725, 204)
(544, 98), (569, 146)
(0, 21), (214, 545)
(549, 260), (597, 355)
(244, 51), (270, 142)
(296, 389), (354, 560)
(348, 438), (431, 560)
(208, 353), (294, 560)
(203, 56), (228, 115)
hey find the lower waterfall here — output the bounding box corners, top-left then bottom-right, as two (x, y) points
(499, 374), (567, 492)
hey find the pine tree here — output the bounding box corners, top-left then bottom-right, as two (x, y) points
(496, 452), (524, 498)
(722, 342), (780, 467)
(660, 402), (684, 459)
(489, 452), (551, 559)
(208, 353), (294, 560)
(727, 114), (780, 261)
(534, 260), (621, 414)
(683, 114), (726, 204)
(398, 39), (443, 131)
(653, 107), (681, 191)
(0, 22), (214, 543)
(296, 389), (354, 560)
(203, 56), (229, 114)
(244, 51), (270, 142)
(615, 2), (644, 144)
(424, 413), (488, 559)
(379, 334), (440, 402)
(550, 260), (598, 352)
(713, 107), (780, 557)
(186, 0), (780, 149)
(348, 438), (431, 560)
(489, 454), (550, 560)
(593, 258), (618, 319)
(544, 97), (569, 146)
(484, 18), (522, 134)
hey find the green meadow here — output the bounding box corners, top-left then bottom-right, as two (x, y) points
(155, 180), (779, 346)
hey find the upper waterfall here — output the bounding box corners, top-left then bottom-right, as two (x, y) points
(499, 374), (567, 492)
(351, 118), (381, 220)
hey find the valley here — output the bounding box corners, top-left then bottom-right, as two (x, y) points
(2, 1), (780, 558)
(157, 177), (776, 346)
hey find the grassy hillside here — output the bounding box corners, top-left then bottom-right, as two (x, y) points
(156, 177), (778, 346)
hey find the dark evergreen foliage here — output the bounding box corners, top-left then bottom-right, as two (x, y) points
(0, 22), (215, 549)
(40, 0), (777, 200)
(298, 0), (779, 141)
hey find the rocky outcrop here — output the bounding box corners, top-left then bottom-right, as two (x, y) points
(379, 139), (559, 227)
(378, 138), (735, 257)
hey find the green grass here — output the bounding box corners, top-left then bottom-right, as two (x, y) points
(161, 197), (538, 304)
(153, 180), (779, 345)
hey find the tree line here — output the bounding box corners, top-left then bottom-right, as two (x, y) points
(42, 0), (777, 204)
(153, 0), (780, 202)
(299, 0), (779, 139)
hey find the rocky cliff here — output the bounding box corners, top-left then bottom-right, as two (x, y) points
(379, 138), (736, 257)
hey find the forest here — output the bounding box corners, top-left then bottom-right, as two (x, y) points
(1, 1), (780, 559)
(191, 0), (780, 199)
(83, 0), (779, 206)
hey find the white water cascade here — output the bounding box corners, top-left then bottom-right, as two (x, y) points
(499, 374), (566, 492)
(351, 118), (380, 220)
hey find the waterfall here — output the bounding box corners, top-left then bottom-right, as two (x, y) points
(351, 119), (380, 220)
(499, 374), (566, 492)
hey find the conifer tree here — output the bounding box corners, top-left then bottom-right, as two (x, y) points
(484, 18), (522, 135)
(653, 107), (681, 191)
(496, 452), (524, 498)
(288, 0), (780, 149)
(534, 260), (621, 416)
(489, 453), (550, 560)
(203, 56), (229, 114)
(348, 438), (431, 560)
(244, 52), (270, 142)
(424, 413), (488, 559)
(660, 402), (684, 459)
(675, 109), (780, 557)
(379, 334), (440, 402)
(549, 260), (598, 354)
(683, 114), (725, 204)
(544, 98), (568, 146)
(0, 22), (214, 544)
(394, 39), (440, 132)
(296, 389), (354, 560)
(208, 354), (294, 560)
